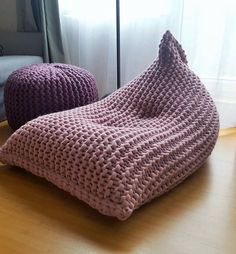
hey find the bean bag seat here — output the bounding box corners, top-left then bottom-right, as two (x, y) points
(4, 63), (98, 130)
(0, 31), (219, 220)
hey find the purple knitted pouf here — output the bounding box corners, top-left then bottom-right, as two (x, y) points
(4, 63), (98, 130)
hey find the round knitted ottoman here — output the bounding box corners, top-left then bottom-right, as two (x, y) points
(4, 63), (98, 130)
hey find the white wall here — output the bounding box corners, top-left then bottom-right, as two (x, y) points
(0, 0), (17, 32)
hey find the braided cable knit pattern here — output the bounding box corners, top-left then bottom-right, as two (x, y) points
(4, 64), (98, 130)
(0, 31), (219, 220)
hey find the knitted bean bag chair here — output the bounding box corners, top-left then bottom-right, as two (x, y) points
(0, 31), (219, 220)
(4, 64), (98, 130)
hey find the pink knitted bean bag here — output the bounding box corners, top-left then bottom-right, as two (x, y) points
(0, 31), (219, 220)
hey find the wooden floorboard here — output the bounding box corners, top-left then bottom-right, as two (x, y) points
(0, 122), (236, 254)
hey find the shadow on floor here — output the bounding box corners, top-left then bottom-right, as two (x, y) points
(0, 159), (212, 253)
(0, 122), (13, 146)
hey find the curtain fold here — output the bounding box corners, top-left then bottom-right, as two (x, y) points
(31, 0), (65, 63)
(16, 0), (65, 63)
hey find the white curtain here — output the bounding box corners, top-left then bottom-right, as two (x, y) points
(59, 0), (236, 128)
(59, 0), (117, 97)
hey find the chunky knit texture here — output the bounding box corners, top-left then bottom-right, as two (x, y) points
(0, 31), (219, 220)
(4, 64), (98, 130)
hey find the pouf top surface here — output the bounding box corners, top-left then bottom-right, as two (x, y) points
(10, 63), (95, 87)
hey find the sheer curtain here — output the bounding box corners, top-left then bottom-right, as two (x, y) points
(59, 0), (117, 97)
(59, 0), (236, 128)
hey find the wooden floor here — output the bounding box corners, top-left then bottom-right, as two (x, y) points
(0, 121), (236, 254)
